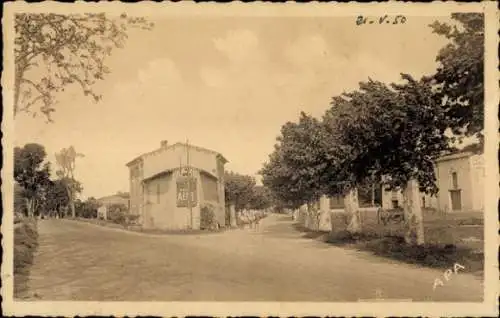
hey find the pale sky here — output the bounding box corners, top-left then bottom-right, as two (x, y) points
(15, 16), (451, 199)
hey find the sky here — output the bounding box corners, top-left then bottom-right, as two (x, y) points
(14, 15), (453, 199)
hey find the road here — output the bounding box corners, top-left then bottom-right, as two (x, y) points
(21, 213), (483, 301)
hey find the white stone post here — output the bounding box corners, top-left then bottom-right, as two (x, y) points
(230, 204), (237, 227)
(345, 187), (361, 234)
(402, 179), (425, 245)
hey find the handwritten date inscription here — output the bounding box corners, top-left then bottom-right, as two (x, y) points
(356, 15), (407, 25)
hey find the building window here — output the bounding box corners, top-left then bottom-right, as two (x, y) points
(392, 200), (399, 209)
(201, 172), (219, 202)
(451, 172), (458, 189)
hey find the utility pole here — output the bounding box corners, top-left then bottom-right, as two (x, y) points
(186, 139), (193, 229)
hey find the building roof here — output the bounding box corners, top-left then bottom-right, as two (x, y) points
(126, 142), (228, 167)
(97, 193), (130, 202)
(435, 151), (477, 163)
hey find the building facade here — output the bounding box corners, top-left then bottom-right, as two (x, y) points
(126, 141), (228, 230)
(380, 151), (484, 213)
(380, 188), (438, 210)
(434, 152), (484, 212)
(96, 193), (130, 209)
(314, 151), (484, 214)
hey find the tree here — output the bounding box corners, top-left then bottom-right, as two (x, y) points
(224, 171), (256, 211)
(14, 143), (52, 217)
(248, 185), (273, 210)
(260, 112), (330, 210)
(75, 197), (99, 219)
(44, 178), (70, 218)
(14, 13), (154, 120)
(326, 75), (451, 244)
(429, 13), (484, 141)
(14, 182), (27, 215)
(55, 146), (84, 218)
(107, 203), (129, 224)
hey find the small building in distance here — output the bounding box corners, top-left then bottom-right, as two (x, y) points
(126, 141), (228, 230)
(434, 151), (484, 213)
(317, 149), (484, 214)
(380, 150), (484, 213)
(96, 192), (130, 209)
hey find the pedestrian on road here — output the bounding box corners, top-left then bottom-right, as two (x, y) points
(254, 215), (261, 231)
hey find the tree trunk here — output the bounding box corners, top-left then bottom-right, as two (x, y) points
(229, 204), (237, 227)
(33, 198), (39, 217)
(64, 185), (76, 218)
(306, 202), (314, 230)
(70, 200), (76, 218)
(299, 204), (308, 227)
(25, 198), (34, 218)
(371, 183), (375, 206)
(402, 179), (425, 245)
(345, 187), (361, 234)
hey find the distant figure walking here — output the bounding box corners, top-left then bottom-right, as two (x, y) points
(254, 214), (261, 231)
(248, 211), (256, 229)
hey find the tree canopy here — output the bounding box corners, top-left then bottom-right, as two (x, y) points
(14, 143), (52, 217)
(325, 75), (451, 195)
(14, 13), (154, 120)
(248, 185), (274, 210)
(429, 13), (484, 140)
(55, 146), (85, 218)
(261, 13), (483, 244)
(260, 112), (331, 209)
(224, 171), (256, 211)
(43, 178), (71, 217)
(224, 171), (274, 211)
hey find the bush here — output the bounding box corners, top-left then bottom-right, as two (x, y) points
(361, 236), (479, 270)
(14, 218), (39, 297)
(325, 230), (359, 245)
(14, 212), (24, 224)
(107, 203), (128, 225)
(200, 203), (217, 230)
(127, 214), (140, 225)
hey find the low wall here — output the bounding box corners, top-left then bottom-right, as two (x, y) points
(298, 207), (484, 249)
(298, 207), (379, 232)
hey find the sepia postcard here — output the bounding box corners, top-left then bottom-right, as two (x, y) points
(2, 1), (499, 317)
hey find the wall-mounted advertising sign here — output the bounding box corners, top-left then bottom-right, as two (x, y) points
(176, 176), (197, 207)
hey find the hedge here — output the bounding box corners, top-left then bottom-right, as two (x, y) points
(14, 218), (39, 298)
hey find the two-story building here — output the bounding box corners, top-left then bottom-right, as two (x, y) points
(126, 141), (228, 230)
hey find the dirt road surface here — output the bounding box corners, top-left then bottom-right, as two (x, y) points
(21, 213), (483, 301)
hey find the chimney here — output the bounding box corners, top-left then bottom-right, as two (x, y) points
(160, 140), (168, 148)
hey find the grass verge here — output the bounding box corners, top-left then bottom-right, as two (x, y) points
(14, 218), (39, 299)
(294, 223), (483, 277)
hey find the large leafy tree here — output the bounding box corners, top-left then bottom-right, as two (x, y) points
(75, 197), (100, 219)
(429, 13), (484, 141)
(44, 178), (71, 217)
(14, 143), (52, 217)
(224, 171), (257, 211)
(248, 185), (274, 210)
(55, 146), (84, 218)
(260, 112), (330, 209)
(326, 75), (451, 244)
(14, 182), (27, 215)
(14, 13), (154, 120)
